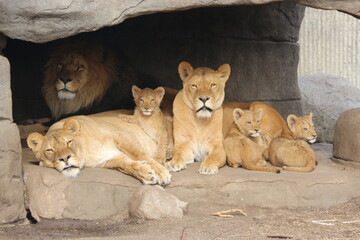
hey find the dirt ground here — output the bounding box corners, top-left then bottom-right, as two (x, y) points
(1, 196), (360, 240)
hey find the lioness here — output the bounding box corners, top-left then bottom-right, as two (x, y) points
(165, 61), (230, 174)
(268, 113), (317, 172)
(224, 108), (280, 173)
(27, 111), (172, 185)
(118, 85), (173, 163)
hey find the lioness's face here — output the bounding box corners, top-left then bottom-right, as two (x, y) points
(55, 54), (89, 100)
(27, 120), (83, 178)
(233, 108), (263, 137)
(287, 113), (317, 143)
(132, 86), (165, 116)
(178, 62), (231, 119)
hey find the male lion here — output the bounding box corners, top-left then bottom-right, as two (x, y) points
(42, 40), (142, 120)
(165, 61), (231, 174)
(27, 111), (171, 185)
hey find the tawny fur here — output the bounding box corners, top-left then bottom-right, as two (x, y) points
(268, 113), (317, 172)
(165, 61), (231, 175)
(224, 108), (280, 173)
(118, 85), (173, 163)
(27, 110), (171, 185)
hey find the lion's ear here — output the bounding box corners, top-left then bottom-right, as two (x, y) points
(27, 132), (45, 152)
(132, 85), (141, 99)
(178, 61), (194, 82)
(217, 64), (231, 83)
(63, 119), (81, 134)
(233, 108), (244, 121)
(287, 114), (298, 131)
(154, 87), (165, 102)
(307, 112), (314, 122)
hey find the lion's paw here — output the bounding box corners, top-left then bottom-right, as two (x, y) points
(152, 164), (172, 185)
(134, 161), (158, 185)
(165, 160), (187, 172)
(198, 163), (219, 175)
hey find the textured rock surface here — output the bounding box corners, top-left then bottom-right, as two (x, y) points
(0, 37), (26, 224)
(129, 185), (188, 220)
(299, 74), (360, 143)
(23, 143), (360, 221)
(333, 108), (360, 163)
(0, 0), (359, 43)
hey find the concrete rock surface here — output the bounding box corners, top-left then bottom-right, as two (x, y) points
(333, 108), (360, 163)
(129, 185), (188, 220)
(299, 74), (360, 143)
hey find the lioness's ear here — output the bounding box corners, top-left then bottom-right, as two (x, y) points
(255, 108), (263, 119)
(287, 114), (298, 130)
(233, 108), (244, 121)
(217, 64), (231, 83)
(27, 132), (44, 152)
(178, 61), (193, 82)
(154, 87), (165, 102)
(63, 119), (81, 134)
(131, 85), (141, 99)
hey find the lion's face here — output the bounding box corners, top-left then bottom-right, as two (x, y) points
(27, 119), (83, 178)
(287, 113), (317, 143)
(233, 108), (263, 137)
(132, 86), (165, 116)
(54, 53), (89, 100)
(178, 62), (231, 119)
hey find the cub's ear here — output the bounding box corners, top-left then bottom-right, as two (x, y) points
(233, 108), (244, 121)
(131, 85), (141, 99)
(255, 108), (263, 119)
(307, 112), (314, 122)
(27, 132), (45, 152)
(287, 114), (298, 130)
(178, 61), (194, 82)
(217, 64), (231, 83)
(154, 87), (165, 102)
(63, 119), (81, 134)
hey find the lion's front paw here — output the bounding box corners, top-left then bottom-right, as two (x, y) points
(198, 162), (219, 175)
(129, 161), (158, 185)
(152, 163), (172, 185)
(165, 159), (187, 172)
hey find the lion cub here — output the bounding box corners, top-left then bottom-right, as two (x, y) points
(268, 113), (317, 172)
(224, 108), (280, 173)
(118, 85), (173, 164)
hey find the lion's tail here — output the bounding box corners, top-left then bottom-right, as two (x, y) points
(242, 160), (280, 173)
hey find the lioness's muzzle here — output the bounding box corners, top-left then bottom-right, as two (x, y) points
(196, 106), (213, 113)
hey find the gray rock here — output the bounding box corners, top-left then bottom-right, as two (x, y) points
(299, 74), (360, 143)
(129, 185), (188, 220)
(0, 55), (12, 121)
(0, 0), (358, 43)
(333, 108), (360, 163)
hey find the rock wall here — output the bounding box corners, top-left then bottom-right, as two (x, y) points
(0, 33), (26, 224)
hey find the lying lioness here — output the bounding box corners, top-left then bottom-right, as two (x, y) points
(27, 111), (171, 185)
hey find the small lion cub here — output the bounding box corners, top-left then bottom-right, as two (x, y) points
(118, 85), (173, 164)
(268, 113), (317, 172)
(224, 108), (280, 173)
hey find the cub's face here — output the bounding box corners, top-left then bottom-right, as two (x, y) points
(287, 113), (317, 143)
(178, 62), (231, 119)
(233, 108), (263, 137)
(27, 119), (83, 178)
(54, 54), (89, 100)
(132, 86), (165, 116)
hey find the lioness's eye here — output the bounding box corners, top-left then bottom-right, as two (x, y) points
(211, 83), (217, 88)
(246, 121), (251, 125)
(303, 128), (308, 131)
(76, 65), (85, 72)
(67, 140), (73, 146)
(57, 63), (63, 69)
(45, 149), (54, 153)
(191, 84), (197, 89)
(257, 120), (260, 123)
(140, 98), (144, 103)
(150, 99), (155, 103)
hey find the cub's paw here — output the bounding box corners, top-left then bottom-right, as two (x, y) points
(165, 159), (187, 172)
(198, 162), (219, 175)
(152, 163), (172, 185)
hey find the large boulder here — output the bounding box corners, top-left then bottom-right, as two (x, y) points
(299, 74), (360, 143)
(333, 108), (360, 163)
(0, 0), (359, 43)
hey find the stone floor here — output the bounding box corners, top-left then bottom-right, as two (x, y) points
(21, 143), (360, 222)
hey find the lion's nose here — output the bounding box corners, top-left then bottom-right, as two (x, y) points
(58, 154), (71, 163)
(198, 96), (210, 103)
(313, 134), (317, 138)
(60, 77), (73, 84)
